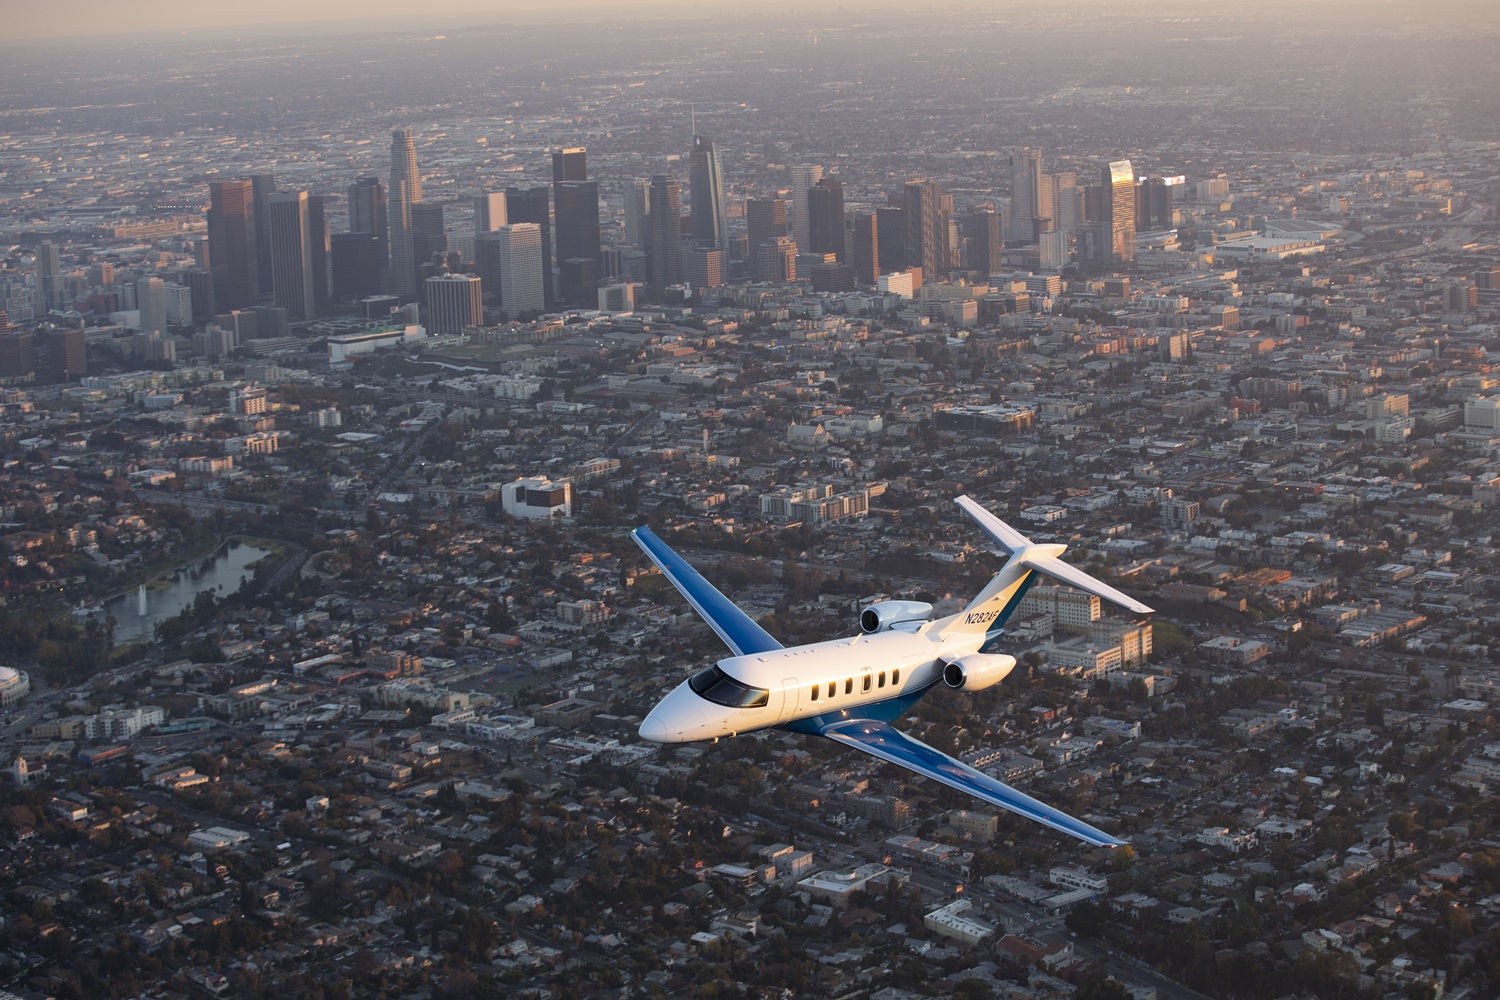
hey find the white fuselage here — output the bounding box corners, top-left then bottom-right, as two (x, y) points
(639, 618), (988, 744)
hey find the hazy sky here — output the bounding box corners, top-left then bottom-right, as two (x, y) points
(3, 0), (732, 42)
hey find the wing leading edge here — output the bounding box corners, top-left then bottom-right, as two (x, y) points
(819, 718), (1126, 849)
(630, 526), (784, 657)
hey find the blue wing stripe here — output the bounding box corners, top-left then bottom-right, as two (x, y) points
(819, 718), (1125, 849)
(631, 526), (783, 657)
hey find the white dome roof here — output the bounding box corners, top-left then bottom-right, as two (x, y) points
(0, 666), (18, 684)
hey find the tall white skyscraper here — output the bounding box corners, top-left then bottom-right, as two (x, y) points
(388, 128), (422, 297)
(790, 164), (823, 262)
(494, 223), (544, 316)
(268, 191), (315, 320)
(475, 192), (507, 233)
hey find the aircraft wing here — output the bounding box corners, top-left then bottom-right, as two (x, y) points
(818, 718), (1126, 848)
(631, 526), (784, 657)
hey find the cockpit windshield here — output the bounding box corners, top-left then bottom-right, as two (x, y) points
(688, 665), (770, 709)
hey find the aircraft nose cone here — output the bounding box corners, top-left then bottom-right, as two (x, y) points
(639, 715), (667, 743)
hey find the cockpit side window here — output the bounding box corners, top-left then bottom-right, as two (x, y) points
(688, 665), (770, 709)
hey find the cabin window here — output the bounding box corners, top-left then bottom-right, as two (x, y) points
(845, 678), (853, 695)
(811, 685), (819, 702)
(688, 665), (770, 709)
(892, 669), (900, 685)
(862, 674), (872, 693)
(878, 671), (886, 688)
(827, 682), (835, 699)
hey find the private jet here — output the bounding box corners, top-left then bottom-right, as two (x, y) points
(634, 495), (1152, 848)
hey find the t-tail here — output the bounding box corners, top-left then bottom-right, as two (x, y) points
(939, 495), (1154, 638)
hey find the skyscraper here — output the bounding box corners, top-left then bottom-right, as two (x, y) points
(554, 158), (601, 307)
(136, 276), (167, 334)
(268, 191), (316, 320)
(790, 165), (823, 260)
(964, 209), (1003, 277)
(207, 180), (259, 310)
(475, 192), (507, 232)
(746, 197), (789, 255)
(876, 206), (906, 272)
(852, 212), (879, 286)
(1104, 160), (1136, 266)
(1009, 148), (1043, 243)
(492, 223), (545, 316)
(388, 129), (422, 297)
(43, 328), (86, 384)
(686, 247), (725, 291)
(35, 242), (62, 312)
(806, 177), (845, 260)
(645, 175), (684, 294)
(330, 233), (384, 300)
(411, 203), (448, 286)
(505, 186), (554, 307)
(0, 329), (36, 385)
(551, 148), (587, 183)
(425, 274), (483, 334)
(307, 194), (329, 309)
(250, 173), (277, 296)
(904, 179), (946, 280)
(624, 179), (651, 250)
(688, 135), (728, 255)
(753, 236), (798, 284)
(348, 176), (389, 273)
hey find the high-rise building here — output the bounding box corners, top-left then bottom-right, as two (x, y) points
(1135, 176), (1179, 232)
(1104, 160), (1136, 266)
(0, 329), (36, 385)
(35, 242), (62, 312)
(852, 212), (879, 286)
(1009, 148), (1043, 243)
(136, 277), (167, 334)
(43, 328), (86, 384)
(746, 197), (789, 254)
(806, 177), (845, 260)
(331, 233), (384, 300)
(790, 165), (823, 260)
(185, 269), (215, 319)
(493, 223), (545, 316)
(348, 176), (389, 273)
(475, 192), (507, 232)
(554, 181), (601, 307)
(964, 209), (1003, 277)
(624, 179), (651, 250)
(250, 173), (277, 296)
(875, 206), (907, 272)
(411, 203), (447, 274)
(505, 186), (554, 307)
(688, 135), (728, 255)
(88, 260), (114, 290)
(388, 129), (423, 297)
(904, 179), (946, 280)
(552, 147), (587, 183)
(687, 247), (725, 291)
(207, 180), (259, 310)
(268, 191), (316, 320)
(307, 195), (329, 308)
(645, 175), (685, 294)
(425, 274), (483, 334)
(754, 236), (798, 284)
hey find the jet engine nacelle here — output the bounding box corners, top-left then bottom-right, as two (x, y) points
(942, 653), (1017, 691)
(860, 600), (934, 634)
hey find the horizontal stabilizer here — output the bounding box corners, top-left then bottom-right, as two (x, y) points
(955, 495), (1153, 617)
